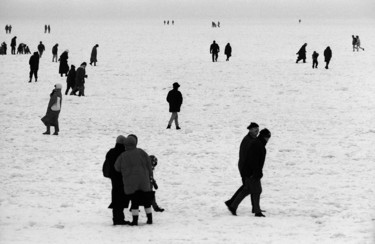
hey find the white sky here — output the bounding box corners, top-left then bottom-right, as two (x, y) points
(0, 0), (374, 20)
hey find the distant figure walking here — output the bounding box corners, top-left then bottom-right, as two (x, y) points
(296, 43), (307, 63)
(71, 62), (87, 96)
(9, 25), (12, 33)
(58, 50), (69, 77)
(48, 25), (51, 33)
(52, 44), (58, 62)
(356, 35), (364, 51)
(11, 36), (17, 55)
(217, 21), (220, 27)
(65, 65), (76, 95)
(41, 84), (63, 135)
(224, 43), (232, 61)
(312, 51), (319, 69)
(90, 44), (99, 66)
(44, 25), (47, 33)
(5, 25), (9, 34)
(172, 20), (174, 25)
(29, 52), (40, 82)
(0, 42), (7, 55)
(166, 82), (183, 130)
(323, 46), (332, 69)
(352, 35), (357, 51)
(210, 40), (220, 62)
(37, 41), (45, 57)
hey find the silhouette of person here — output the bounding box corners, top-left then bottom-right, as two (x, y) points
(356, 35), (364, 51)
(224, 43), (232, 61)
(45, 25), (47, 33)
(296, 43), (307, 63)
(41, 84), (63, 135)
(323, 46), (332, 69)
(11, 36), (17, 55)
(58, 50), (69, 77)
(172, 20), (174, 25)
(312, 51), (319, 69)
(218, 21), (220, 27)
(352, 35), (357, 51)
(52, 44), (58, 62)
(38, 41), (45, 57)
(5, 25), (8, 34)
(48, 25), (50, 33)
(166, 82), (183, 130)
(9, 25), (12, 33)
(65, 65), (76, 95)
(210, 40), (220, 62)
(90, 44), (99, 66)
(29, 52), (40, 82)
(71, 62), (87, 96)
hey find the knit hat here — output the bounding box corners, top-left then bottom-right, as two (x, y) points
(247, 122), (259, 130)
(259, 128), (271, 138)
(173, 82), (180, 88)
(116, 135), (126, 145)
(54, 83), (62, 89)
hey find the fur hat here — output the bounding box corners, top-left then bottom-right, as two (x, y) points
(54, 83), (62, 89)
(116, 135), (126, 145)
(247, 122), (259, 130)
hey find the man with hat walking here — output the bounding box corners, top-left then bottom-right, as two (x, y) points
(166, 82), (183, 130)
(225, 125), (271, 217)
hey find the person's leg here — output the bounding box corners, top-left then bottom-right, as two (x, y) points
(112, 208), (126, 225)
(145, 205), (153, 224)
(167, 112), (177, 128)
(225, 184), (250, 215)
(35, 70), (38, 81)
(43, 125), (50, 134)
(174, 113), (180, 129)
(29, 69), (33, 82)
(54, 120), (59, 135)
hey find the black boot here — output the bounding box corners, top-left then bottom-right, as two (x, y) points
(166, 125), (171, 129)
(255, 212), (266, 217)
(130, 216), (138, 226)
(146, 213), (153, 224)
(225, 200), (237, 216)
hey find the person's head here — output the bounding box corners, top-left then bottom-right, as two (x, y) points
(116, 135), (126, 145)
(81, 62), (87, 67)
(247, 122), (259, 138)
(128, 134), (138, 144)
(258, 128), (271, 142)
(356, 35), (359, 38)
(71, 64), (75, 70)
(173, 82), (180, 89)
(124, 135), (137, 150)
(95, 44), (99, 47)
(33, 51), (38, 55)
(213, 40), (216, 43)
(54, 83), (62, 90)
(40, 41), (42, 44)
(65, 49), (69, 53)
(56, 43), (59, 46)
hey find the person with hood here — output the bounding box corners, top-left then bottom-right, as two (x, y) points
(114, 135), (154, 226)
(104, 135), (130, 225)
(225, 122), (259, 215)
(41, 84), (63, 135)
(65, 65), (76, 95)
(166, 82), (183, 130)
(11, 36), (16, 55)
(37, 41), (45, 57)
(29, 52), (40, 82)
(52, 44), (58, 62)
(224, 43), (232, 61)
(226, 127), (271, 217)
(71, 62), (87, 96)
(210, 40), (220, 62)
(323, 46), (332, 69)
(58, 50), (69, 77)
(296, 43), (307, 63)
(312, 51), (319, 69)
(90, 44), (99, 66)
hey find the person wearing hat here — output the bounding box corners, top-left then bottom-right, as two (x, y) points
(90, 44), (99, 66)
(41, 84), (63, 135)
(28, 51), (40, 82)
(166, 82), (183, 129)
(103, 135), (130, 225)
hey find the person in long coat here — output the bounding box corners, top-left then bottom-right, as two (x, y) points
(58, 50), (69, 77)
(224, 43), (232, 61)
(104, 135), (130, 225)
(210, 40), (220, 62)
(37, 41), (45, 57)
(71, 62), (87, 96)
(41, 84), (62, 135)
(115, 135), (154, 226)
(323, 46), (332, 69)
(226, 128), (271, 217)
(90, 44), (99, 66)
(296, 43), (307, 63)
(65, 65), (76, 95)
(52, 44), (58, 62)
(11, 36), (16, 55)
(29, 52), (40, 82)
(166, 82), (183, 130)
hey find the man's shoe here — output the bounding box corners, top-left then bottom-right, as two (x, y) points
(166, 125), (171, 129)
(43, 131), (50, 135)
(225, 201), (237, 216)
(176, 126), (181, 130)
(255, 213), (266, 217)
(53, 132), (58, 135)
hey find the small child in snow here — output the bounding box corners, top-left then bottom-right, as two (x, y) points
(312, 51), (319, 69)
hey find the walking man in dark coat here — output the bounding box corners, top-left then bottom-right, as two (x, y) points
(224, 43), (232, 61)
(37, 41), (45, 57)
(296, 43), (307, 63)
(323, 46), (332, 69)
(104, 135), (130, 225)
(166, 82), (183, 130)
(71, 62), (87, 96)
(90, 44), (99, 66)
(29, 52), (40, 82)
(225, 127), (271, 217)
(11, 36), (16, 55)
(210, 40), (220, 62)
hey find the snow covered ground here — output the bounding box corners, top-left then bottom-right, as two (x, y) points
(0, 18), (375, 243)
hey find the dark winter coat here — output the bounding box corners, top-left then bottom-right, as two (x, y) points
(224, 44), (232, 57)
(29, 52), (40, 70)
(239, 137), (267, 180)
(238, 133), (257, 178)
(58, 51), (69, 74)
(11, 37), (16, 47)
(75, 66), (86, 87)
(105, 143), (130, 209)
(41, 88), (62, 127)
(312, 52), (319, 61)
(297, 44), (307, 59)
(66, 67), (76, 87)
(52, 45), (58, 55)
(324, 47), (332, 62)
(210, 42), (220, 54)
(166, 89), (183, 112)
(38, 43), (45, 52)
(114, 139), (153, 195)
(90, 46), (98, 62)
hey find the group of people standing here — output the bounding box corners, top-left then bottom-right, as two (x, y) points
(209, 40), (232, 62)
(296, 43), (332, 69)
(352, 35), (364, 51)
(44, 25), (51, 33)
(4, 25), (12, 34)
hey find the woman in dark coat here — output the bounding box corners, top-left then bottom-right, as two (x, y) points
(90, 44), (99, 66)
(41, 84), (62, 135)
(58, 50), (69, 76)
(224, 43), (232, 61)
(65, 65), (76, 95)
(323, 46), (332, 69)
(296, 43), (307, 63)
(166, 82), (183, 129)
(104, 135), (130, 225)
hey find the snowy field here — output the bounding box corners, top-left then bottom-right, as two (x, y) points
(1, 18), (375, 243)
